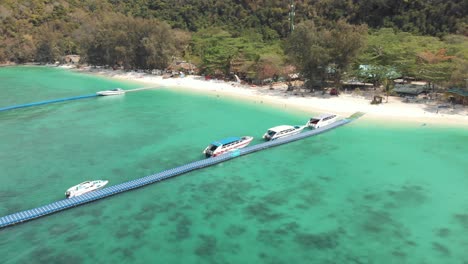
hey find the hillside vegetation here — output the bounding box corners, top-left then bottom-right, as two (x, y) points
(0, 0), (467, 88)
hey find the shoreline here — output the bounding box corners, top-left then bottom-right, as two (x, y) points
(71, 66), (467, 128)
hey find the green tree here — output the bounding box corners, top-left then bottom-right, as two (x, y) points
(285, 21), (329, 89)
(451, 59), (468, 88)
(356, 65), (399, 88)
(325, 20), (367, 84)
(191, 27), (283, 77)
(11, 34), (36, 63)
(254, 54), (283, 83)
(286, 20), (367, 90)
(81, 14), (179, 69)
(416, 49), (456, 92)
(191, 28), (238, 74)
(35, 26), (61, 63)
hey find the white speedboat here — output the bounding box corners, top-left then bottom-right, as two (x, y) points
(203, 136), (254, 157)
(65, 180), (109, 198)
(96, 88), (125, 96)
(263, 125), (305, 141)
(307, 114), (339, 129)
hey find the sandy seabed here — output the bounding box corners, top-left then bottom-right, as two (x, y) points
(74, 67), (468, 128)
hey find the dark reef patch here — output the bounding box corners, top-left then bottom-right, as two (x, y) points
(111, 246), (135, 260)
(135, 203), (158, 222)
(224, 224), (247, 237)
(204, 207), (225, 220)
(257, 229), (285, 247)
(435, 228), (451, 238)
(30, 246), (54, 263)
(391, 248), (407, 258)
(383, 202), (397, 209)
(153, 201), (178, 214)
(361, 210), (393, 234)
(244, 201), (284, 222)
(453, 214), (468, 229)
(89, 208), (103, 217)
(173, 214), (192, 240)
(387, 184), (426, 206)
(274, 222), (300, 235)
(432, 241), (451, 256)
(114, 227), (130, 239)
(30, 246), (83, 264)
(360, 208), (411, 243)
(318, 175), (332, 182)
(48, 222), (78, 236)
(297, 182), (323, 206)
(64, 232), (89, 242)
(87, 218), (101, 226)
(363, 193), (380, 202)
(261, 191), (289, 206)
(294, 231), (339, 250)
(195, 234), (217, 257)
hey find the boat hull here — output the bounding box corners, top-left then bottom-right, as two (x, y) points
(263, 126), (304, 141)
(204, 136), (253, 157)
(96, 89), (125, 96)
(307, 114), (338, 129)
(65, 180), (109, 198)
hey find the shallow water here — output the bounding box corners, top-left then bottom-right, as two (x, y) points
(0, 66), (467, 263)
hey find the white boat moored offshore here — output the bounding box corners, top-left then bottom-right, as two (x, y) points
(263, 125), (305, 141)
(203, 136), (254, 157)
(96, 88), (125, 96)
(65, 180), (109, 198)
(307, 114), (339, 129)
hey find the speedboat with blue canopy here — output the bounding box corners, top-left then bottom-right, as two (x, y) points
(203, 136), (254, 157)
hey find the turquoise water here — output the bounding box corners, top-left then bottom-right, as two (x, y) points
(0, 66), (467, 263)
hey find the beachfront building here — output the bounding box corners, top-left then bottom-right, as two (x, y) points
(342, 80), (373, 90)
(393, 83), (430, 96)
(446, 88), (468, 105)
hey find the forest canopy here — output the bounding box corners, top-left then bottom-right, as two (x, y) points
(0, 0), (467, 87)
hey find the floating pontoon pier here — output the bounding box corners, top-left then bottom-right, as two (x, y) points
(0, 86), (159, 112)
(0, 94), (98, 112)
(0, 112), (364, 228)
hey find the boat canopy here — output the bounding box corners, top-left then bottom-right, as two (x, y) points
(316, 114), (334, 119)
(269, 125), (293, 132)
(211, 137), (241, 146)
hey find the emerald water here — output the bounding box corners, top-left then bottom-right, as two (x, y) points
(1, 66), (467, 263)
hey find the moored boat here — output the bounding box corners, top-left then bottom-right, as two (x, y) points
(306, 114), (338, 129)
(262, 125), (305, 141)
(96, 88), (125, 96)
(65, 180), (109, 198)
(203, 136), (254, 157)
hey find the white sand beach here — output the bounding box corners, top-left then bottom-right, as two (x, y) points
(77, 67), (468, 127)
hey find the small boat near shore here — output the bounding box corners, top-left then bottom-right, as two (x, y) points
(307, 114), (338, 129)
(263, 125), (305, 141)
(65, 180), (109, 198)
(96, 88), (125, 96)
(203, 136), (254, 157)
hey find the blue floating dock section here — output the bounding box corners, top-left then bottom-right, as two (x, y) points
(0, 94), (98, 112)
(0, 113), (363, 228)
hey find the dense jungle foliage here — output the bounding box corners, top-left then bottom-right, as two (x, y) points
(0, 0), (467, 88)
